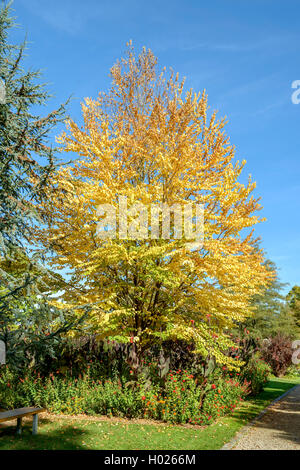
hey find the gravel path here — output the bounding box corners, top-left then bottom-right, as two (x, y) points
(231, 385), (300, 450)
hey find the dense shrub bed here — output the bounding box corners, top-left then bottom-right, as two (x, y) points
(0, 363), (260, 425)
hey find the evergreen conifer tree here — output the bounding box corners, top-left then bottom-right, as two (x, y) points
(0, 2), (85, 368)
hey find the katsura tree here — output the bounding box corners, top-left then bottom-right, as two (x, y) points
(36, 43), (272, 368)
(0, 3), (85, 367)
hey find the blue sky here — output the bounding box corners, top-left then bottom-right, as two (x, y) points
(9, 0), (300, 292)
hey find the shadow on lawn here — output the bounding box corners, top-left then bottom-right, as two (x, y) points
(0, 418), (88, 450)
(232, 379), (296, 421)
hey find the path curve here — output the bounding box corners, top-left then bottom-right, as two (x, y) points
(229, 384), (300, 450)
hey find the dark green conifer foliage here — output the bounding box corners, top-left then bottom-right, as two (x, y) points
(0, 2), (66, 256)
(0, 3), (86, 369)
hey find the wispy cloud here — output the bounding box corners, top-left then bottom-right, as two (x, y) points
(179, 34), (300, 54)
(251, 98), (287, 117)
(211, 73), (289, 122)
(19, 0), (114, 35)
(215, 73), (279, 109)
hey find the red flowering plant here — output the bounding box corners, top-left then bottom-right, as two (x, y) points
(200, 377), (250, 424)
(141, 369), (207, 424)
(140, 367), (251, 425)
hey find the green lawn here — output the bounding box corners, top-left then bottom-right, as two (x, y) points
(0, 376), (299, 450)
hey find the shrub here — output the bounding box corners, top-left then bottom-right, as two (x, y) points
(201, 376), (250, 424)
(141, 370), (205, 424)
(240, 353), (271, 394)
(286, 364), (300, 378)
(261, 334), (293, 377)
(0, 367), (145, 418)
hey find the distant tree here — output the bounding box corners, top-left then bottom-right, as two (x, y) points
(286, 285), (300, 328)
(242, 260), (298, 340)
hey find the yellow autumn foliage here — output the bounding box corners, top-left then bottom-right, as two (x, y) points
(36, 44), (272, 367)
